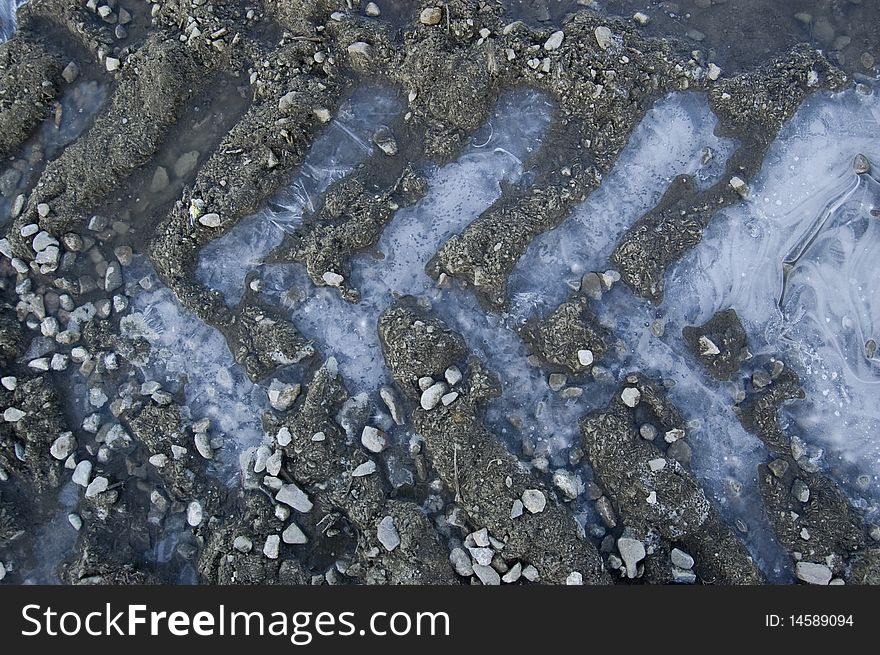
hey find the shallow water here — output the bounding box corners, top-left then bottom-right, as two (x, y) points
(0, 79), (107, 222)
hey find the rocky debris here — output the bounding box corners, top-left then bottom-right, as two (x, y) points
(0, 36), (62, 160)
(582, 376), (764, 584)
(226, 296), (314, 382)
(260, 360), (457, 584)
(379, 301), (609, 585)
(267, 380), (301, 412)
(519, 298), (609, 375)
(682, 309), (750, 381)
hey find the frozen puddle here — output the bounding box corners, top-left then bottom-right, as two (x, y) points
(260, 89), (553, 393)
(666, 89), (880, 514)
(196, 85), (402, 305)
(508, 91), (735, 320)
(121, 259), (269, 478)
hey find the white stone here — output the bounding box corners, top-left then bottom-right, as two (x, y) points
(707, 63), (722, 81)
(322, 271), (344, 286)
(361, 425), (387, 453)
(729, 175), (748, 197)
(187, 501), (203, 526)
(198, 213), (221, 228)
(468, 546), (493, 566)
(85, 476), (109, 498)
(594, 26), (614, 50)
(194, 432), (214, 459)
(352, 461), (377, 477)
(449, 548), (474, 577)
(470, 527), (490, 547)
(698, 335), (720, 355)
(50, 433), (77, 460)
(444, 365), (463, 386)
(621, 387), (641, 407)
(1, 376), (17, 391)
(32, 230), (57, 252)
(233, 536), (253, 553)
(795, 561), (832, 585)
(105, 57), (121, 72)
(577, 349), (594, 366)
(521, 489), (547, 514)
(618, 537), (646, 578)
(282, 520), (308, 544)
(544, 30), (564, 51)
(510, 499), (524, 519)
(671, 548), (695, 569)
(377, 515), (400, 551)
(72, 460), (92, 486)
(276, 483), (313, 512)
(648, 458), (667, 472)
(68, 514), (82, 531)
(265, 450), (282, 477)
(552, 470), (579, 500)
(440, 391), (459, 406)
(420, 381), (448, 410)
(473, 564), (500, 585)
(566, 571), (584, 585)
(3, 407), (25, 422)
(263, 534), (281, 559)
(664, 428), (686, 443)
(502, 562), (522, 583)
(276, 426), (292, 446)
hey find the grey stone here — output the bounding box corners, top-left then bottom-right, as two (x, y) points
(276, 483), (313, 513)
(521, 489), (546, 513)
(377, 516), (400, 551)
(670, 548), (695, 569)
(617, 537), (646, 578)
(795, 561), (832, 585)
(282, 521), (308, 545)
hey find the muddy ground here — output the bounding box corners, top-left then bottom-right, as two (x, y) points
(0, 0), (878, 585)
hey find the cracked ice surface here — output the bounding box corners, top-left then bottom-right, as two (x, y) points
(195, 85), (402, 305)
